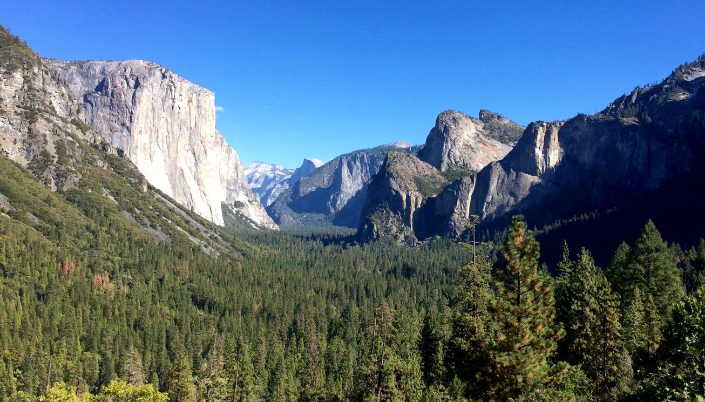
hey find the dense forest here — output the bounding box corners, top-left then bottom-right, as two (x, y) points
(2, 149), (705, 401)
(1, 23), (705, 402)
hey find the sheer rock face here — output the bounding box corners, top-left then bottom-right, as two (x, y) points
(461, 60), (705, 231)
(356, 110), (520, 243)
(358, 59), (705, 243)
(357, 151), (448, 245)
(267, 142), (419, 228)
(45, 59), (276, 229)
(0, 44), (108, 193)
(469, 60), (705, 228)
(244, 158), (323, 207)
(418, 110), (521, 172)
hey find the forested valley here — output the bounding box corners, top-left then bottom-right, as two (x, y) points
(2, 22), (705, 402)
(1, 147), (704, 401)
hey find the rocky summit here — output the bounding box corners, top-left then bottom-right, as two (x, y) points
(357, 150), (451, 245)
(45, 59), (276, 229)
(469, 60), (705, 229)
(356, 109), (522, 243)
(417, 110), (523, 172)
(267, 142), (420, 228)
(244, 158), (323, 207)
(358, 58), (705, 244)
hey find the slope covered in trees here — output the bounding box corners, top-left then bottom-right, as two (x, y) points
(2, 24), (705, 402)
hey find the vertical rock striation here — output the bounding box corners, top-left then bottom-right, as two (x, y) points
(356, 110), (521, 243)
(45, 59), (276, 228)
(267, 142), (419, 228)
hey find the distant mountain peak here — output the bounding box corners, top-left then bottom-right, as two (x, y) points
(244, 157), (324, 207)
(389, 141), (412, 148)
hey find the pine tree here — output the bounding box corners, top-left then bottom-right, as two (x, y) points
(197, 340), (229, 402)
(483, 215), (564, 400)
(167, 353), (196, 402)
(631, 220), (683, 318)
(593, 277), (625, 399)
(643, 294), (661, 356)
(300, 317), (325, 402)
(555, 246), (600, 373)
(622, 287), (645, 355)
(610, 221), (683, 320)
(419, 307), (445, 388)
(226, 338), (255, 402)
(123, 347), (146, 387)
(656, 288), (705, 399)
(451, 237), (493, 394)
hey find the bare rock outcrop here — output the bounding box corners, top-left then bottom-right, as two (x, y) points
(468, 58), (705, 229)
(357, 150), (449, 245)
(418, 110), (522, 172)
(268, 142), (419, 228)
(358, 58), (705, 243)
(45, 59), (276, 229)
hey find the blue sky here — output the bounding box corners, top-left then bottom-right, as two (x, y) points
(3, 1), (704, 169)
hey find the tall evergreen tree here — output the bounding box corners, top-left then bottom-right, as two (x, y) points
(593, 277), (626, 399)
(555, 246), (601, 373)
(483, 215), (564, 400)
(643, 294), (661, 356)
(167, 353), (196, 402)
(655, 288), (705, 400)
(631, 220), (683, 318)
(609, 221), (683, 320)
(123, 347), (146, 387)
(622, 287), (646, 355)
(419, 308), (445, 389)
(451, 238), (494, 396)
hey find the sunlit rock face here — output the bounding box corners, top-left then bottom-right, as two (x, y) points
(267, 142), (419, 228)
(418, 110), (521, 172)
(46, 59), (276, 229)
(244, 158), (323, 207)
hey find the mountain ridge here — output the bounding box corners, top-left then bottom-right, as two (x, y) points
(244, 158), (323, 207)
(44, 58), (276, 229)
(266, 142), (421, 228)
(357, 55), (705, 244)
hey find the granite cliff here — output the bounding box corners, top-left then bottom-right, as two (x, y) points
(357, 150), (452, 245)
(358, 57), (705, 243)
(244, 158), (323, 207)
(356, 110), (522, 243)
(44, 59), (276, 229)
(268, 142), (419, 228)
(469, 59), (705, 228)
(418, 109), (523, 172)
(0, 25), (246, 255)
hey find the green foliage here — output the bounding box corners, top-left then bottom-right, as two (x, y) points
(18, 105), (39, 123)
(483, 216), (564, 399)
(413, 174), (449, 197)
(71, 118), (92, 134)
(555, 245), (630, 399)
(0, 25), (37, 72)
(94, 380), (168, 402)
(451, 238), (494, 394)
(440, 166), (472, 184)
(608, 220), (683, 320)
(653, 288), (705, 400)
(167, 353), (196, 402)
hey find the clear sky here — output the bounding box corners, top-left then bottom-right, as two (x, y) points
(3, 1), (704, 169)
